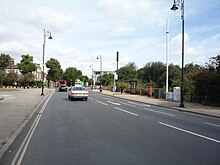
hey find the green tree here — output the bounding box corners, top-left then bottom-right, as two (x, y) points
(208, 54), (220, 74)
(117, 62), (137, 81)
(101, 73), (114, 86)
(0, 54), (14, 86)
(193, 55), (220, 105)
(17, 54), (37, 87)
(79, 75), (89, 84)
(62, 67), (82, 86)
(168, 64), (181, 89)
(0, 54), (13, 71)
(137, 62), (166, 88)
(46, 58), (63, 82)
(184, 63), (201, 101)
(3, 73), (18, 87)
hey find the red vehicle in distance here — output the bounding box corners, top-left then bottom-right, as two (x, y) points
(57, 80), (68, 92)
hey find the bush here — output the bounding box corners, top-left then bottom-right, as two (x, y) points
(34, 81), (42, 88)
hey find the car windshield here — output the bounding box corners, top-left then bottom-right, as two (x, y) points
(60, 80), (66, 84)
(72, 87), (86, 91)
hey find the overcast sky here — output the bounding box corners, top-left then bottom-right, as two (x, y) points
(1, 0), (220, 77)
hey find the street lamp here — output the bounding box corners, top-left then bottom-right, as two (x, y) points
(97, 54), (102, 92)
(171, 0), (184, 107)
(90, 64), (94, 89)
(41, 29), (53, 96)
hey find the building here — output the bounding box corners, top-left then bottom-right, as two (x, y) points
(32, 64), (43, 81)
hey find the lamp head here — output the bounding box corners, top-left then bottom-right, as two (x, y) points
(48, 35), (53, 40)
(171, 3), (179, 11)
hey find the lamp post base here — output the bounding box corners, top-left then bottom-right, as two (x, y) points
(179, 102), (184, 107)
(41, 93), (44, 96)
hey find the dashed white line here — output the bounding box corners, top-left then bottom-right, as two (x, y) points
(204, 122), (220, 128)
(159, 122), (220, 144)
(128, 101), (150, 107)
(119, 102), (136, 107)
(96, 100), (108, 106)
(114, 107), (139, 117)
(144, 108), (174, 116)
(103, 97), (114, 101)
(107, 101), (120, 106)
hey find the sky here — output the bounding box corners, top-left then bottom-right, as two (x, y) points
(0, 0), (220, 78)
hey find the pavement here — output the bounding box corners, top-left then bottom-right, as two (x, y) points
(0, 88), (54, 159)
(0, 88), (220, 159)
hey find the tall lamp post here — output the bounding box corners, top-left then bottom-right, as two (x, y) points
(171, 0), (184, 107)
(41, 29), (53, 96)
(90, 64), (94, 89)
(97, 55), (102, 92)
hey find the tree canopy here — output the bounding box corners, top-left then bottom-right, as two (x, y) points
(17, 54), (37, 74)
(46, 58), (63, 82)
(0, 54), (13, 70)
(62, 67), (82, 86)
(117, 62), (137, 81)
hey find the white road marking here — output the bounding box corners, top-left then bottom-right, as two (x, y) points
(89, 97), (94, 100)
(114, 107), (139, 117)
(103, 97), (114, 101)
(159, 122), (220, 144)
(128, 101), (150, 107)
(204, 122), (220, 128)
(107, 101), (120, 106)
(11, 91), (54, 165)
(144, 108), (174, 116)
(119, 102), (136, 107)
(96, 100), (108, 106)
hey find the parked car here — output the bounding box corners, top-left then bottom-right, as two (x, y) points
(68, 85), (88, 101)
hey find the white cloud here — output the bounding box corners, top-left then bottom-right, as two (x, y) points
(97, 0), (169, 26)
(24, 8), (79, 32)
(0, 24), (8, 33)
(109, 27), (135, 36)
(0, 42), (27, 54)
(56, 48), (75, 56)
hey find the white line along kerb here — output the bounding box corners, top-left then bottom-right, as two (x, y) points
(11, 91), (55, 165)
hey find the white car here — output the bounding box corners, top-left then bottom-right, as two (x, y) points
(68, 86), (88, 101)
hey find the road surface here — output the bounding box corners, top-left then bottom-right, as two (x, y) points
(2, 90), (220, 165)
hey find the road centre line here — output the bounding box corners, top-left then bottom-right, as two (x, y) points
(204, 122), (220, 128)
(128, 101), (150, 107)
(119, 102), (136, 107)
(159, 122), (220, 144)
(144, 108), (175, 116)
(96, 100), (108, 106)
(107, 101), (120, 106)
(103, 97), (114, 101)
(114, 107), (139, 117)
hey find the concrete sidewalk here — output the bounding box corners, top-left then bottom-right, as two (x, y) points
(93, 89), (220, 118)
(0, 88), (53, 159)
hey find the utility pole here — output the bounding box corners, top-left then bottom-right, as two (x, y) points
(116, 51), (119, 71)
(166, 19), (170, 97)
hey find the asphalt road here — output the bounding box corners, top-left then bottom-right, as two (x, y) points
(4, 90), (220, 165)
